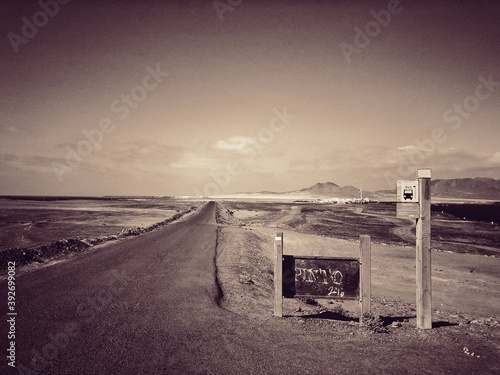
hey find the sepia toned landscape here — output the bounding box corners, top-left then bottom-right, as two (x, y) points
(1, 0), (500, 374)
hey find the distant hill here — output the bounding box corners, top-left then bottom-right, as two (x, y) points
(431, 178), (500, 199)
(294, 182), (370, 198)
(298, 182), (338, 195)
(252, 182), (377, 199)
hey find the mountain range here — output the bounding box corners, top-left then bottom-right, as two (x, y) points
(430, 178), (500, 199)
(256, 178), (500, 200)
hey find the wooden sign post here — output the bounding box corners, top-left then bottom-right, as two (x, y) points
(416, 169), (432, 329)
(273, 233), (371, 322)
(359, 235), (371, 323)
(273, 232), (284, 317)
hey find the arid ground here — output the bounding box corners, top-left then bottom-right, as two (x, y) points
(1, 199), (499, 374)
(214, 200), (499, 373)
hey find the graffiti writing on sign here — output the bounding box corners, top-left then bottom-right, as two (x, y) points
(283, 256), (359, 299)
(295, 267), (345, 297)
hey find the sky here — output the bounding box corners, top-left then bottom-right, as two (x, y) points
(0, 0), (499, 196)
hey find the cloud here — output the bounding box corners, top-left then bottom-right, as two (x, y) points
(285, 145), (500, 190)
(172, 134), (286, 171)
(3, 140), (498, 195)
(0, 125), (24, 134)
(424, 148), (500, 178)
(0, 154), (60, 174)
(169, 153), (225, 170)
(213, 136), (255, 151)
(288, 146), (398, 171)
(397, 145), (418, 151)
(106, 140), (183, 165)
(7, 126), (21, 133)
(489, 152), (500, 164)
(0, 153), (108, 178)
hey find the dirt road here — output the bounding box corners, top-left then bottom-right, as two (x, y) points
(2, 202), (498, 374)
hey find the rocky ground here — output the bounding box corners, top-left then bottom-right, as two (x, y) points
(215, 201), (500, 373)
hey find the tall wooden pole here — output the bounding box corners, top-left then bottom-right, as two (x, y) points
(416, 169), (432, 329)
(273, 232), (284, 317)
(359, 235), (371, 324)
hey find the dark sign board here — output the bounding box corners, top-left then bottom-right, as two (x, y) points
(282, 256), (360, 299)
(396, 202), (419, 219)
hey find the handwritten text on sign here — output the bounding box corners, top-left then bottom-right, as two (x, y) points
(283, 256), (360, 299)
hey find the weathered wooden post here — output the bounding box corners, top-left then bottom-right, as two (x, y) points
(359, 235), (371, 323)
(416, 169), (432, 329)
(273, 232), (284, 317)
